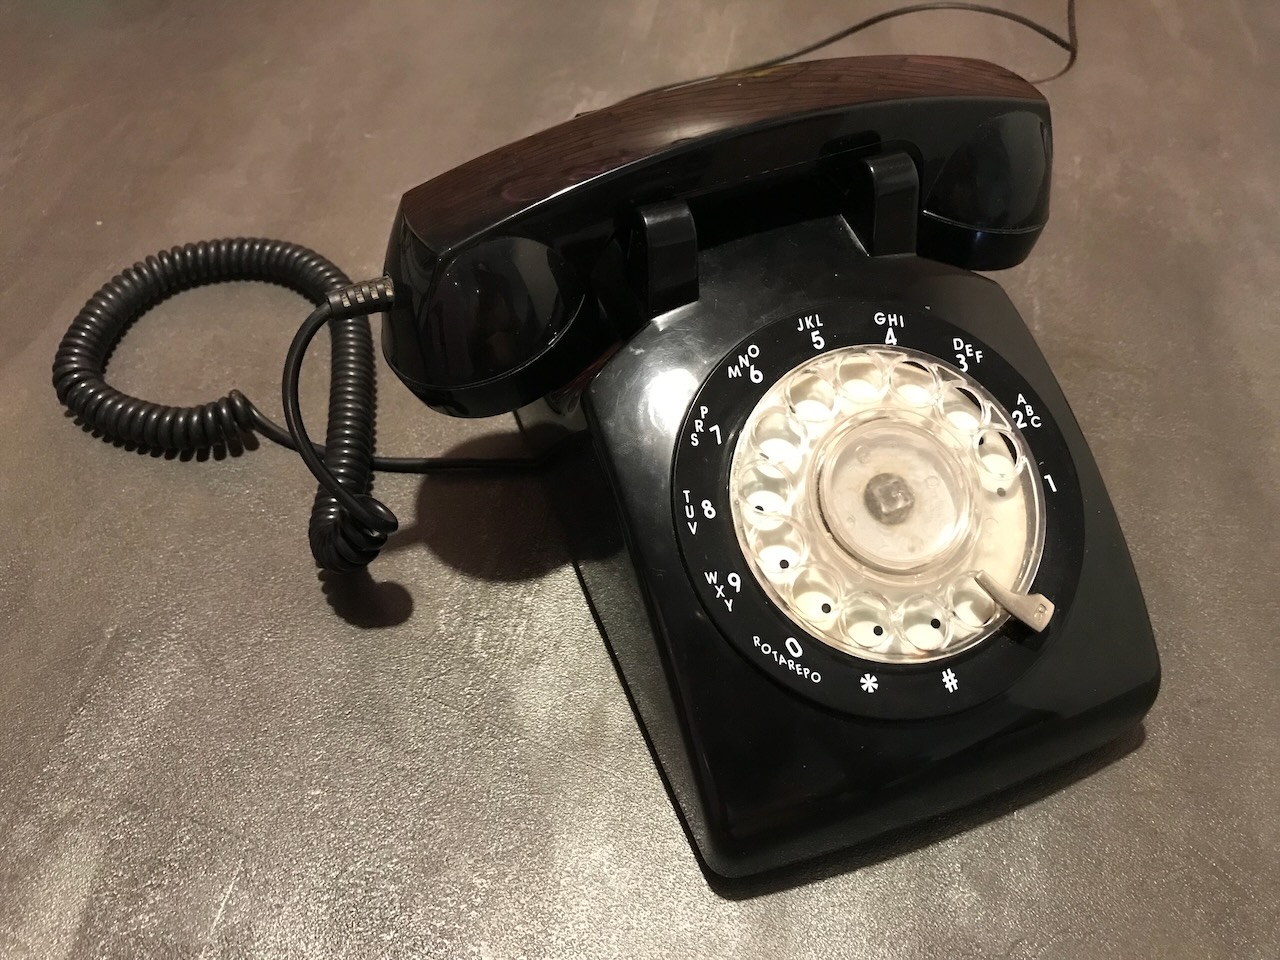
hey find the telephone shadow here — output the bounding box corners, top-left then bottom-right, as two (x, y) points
(329, 434), (1145, 894)
(695, 724), (1148, 899)
(320, 431), (569, 627)
(376, 432), (577, 583)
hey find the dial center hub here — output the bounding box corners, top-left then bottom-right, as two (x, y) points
(863, 472), (914, 525)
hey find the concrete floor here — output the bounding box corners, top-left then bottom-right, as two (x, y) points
(2, 1), (1278, 957)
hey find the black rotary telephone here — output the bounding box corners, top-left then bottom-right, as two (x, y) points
(55, 56), (1159, 879)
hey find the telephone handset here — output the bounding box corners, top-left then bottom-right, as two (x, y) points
(378, 55), (1159, 877)
(382, 55), (1056, 417)
(54, 54), (1158, 880)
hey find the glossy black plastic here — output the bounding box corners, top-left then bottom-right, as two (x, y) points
(849, 151), (919, 256)
(920, 110), (1052, 270)
(381, 231), (604, 417)
(381, 57), (1052, 417)
(626, 201), (700, 319)
(924, 110), (1051, 228)
(528, 217), (1158, 878)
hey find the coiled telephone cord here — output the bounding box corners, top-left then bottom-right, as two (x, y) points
(50, 238), (537, 574)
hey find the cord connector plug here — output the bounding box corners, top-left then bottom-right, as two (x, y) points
(326, 277), (395, 320)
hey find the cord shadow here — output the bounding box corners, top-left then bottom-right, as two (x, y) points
(319, 570), (415, 629)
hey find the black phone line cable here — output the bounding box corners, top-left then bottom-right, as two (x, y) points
(746, 0), (1076, 81)
(636, 0), (1078, 98)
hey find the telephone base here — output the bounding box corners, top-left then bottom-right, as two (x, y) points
(520, 216), (1158, 879)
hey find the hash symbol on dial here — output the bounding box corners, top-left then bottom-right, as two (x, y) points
(860, 674), (879, 693)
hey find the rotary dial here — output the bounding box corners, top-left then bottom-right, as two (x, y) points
(671, 303), (1083, 718)
(729, 346), (1045, 664)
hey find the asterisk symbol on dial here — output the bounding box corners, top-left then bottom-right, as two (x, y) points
(860, 673), (879, 693)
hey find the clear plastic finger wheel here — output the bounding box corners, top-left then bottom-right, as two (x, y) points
(729, 346), (1045, 664)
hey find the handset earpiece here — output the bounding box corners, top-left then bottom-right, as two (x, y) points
(384, 236), (603, 418)
(918, 110), (1053, 270)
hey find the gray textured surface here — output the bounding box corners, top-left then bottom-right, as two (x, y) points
(1, 1), (1277, 957)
